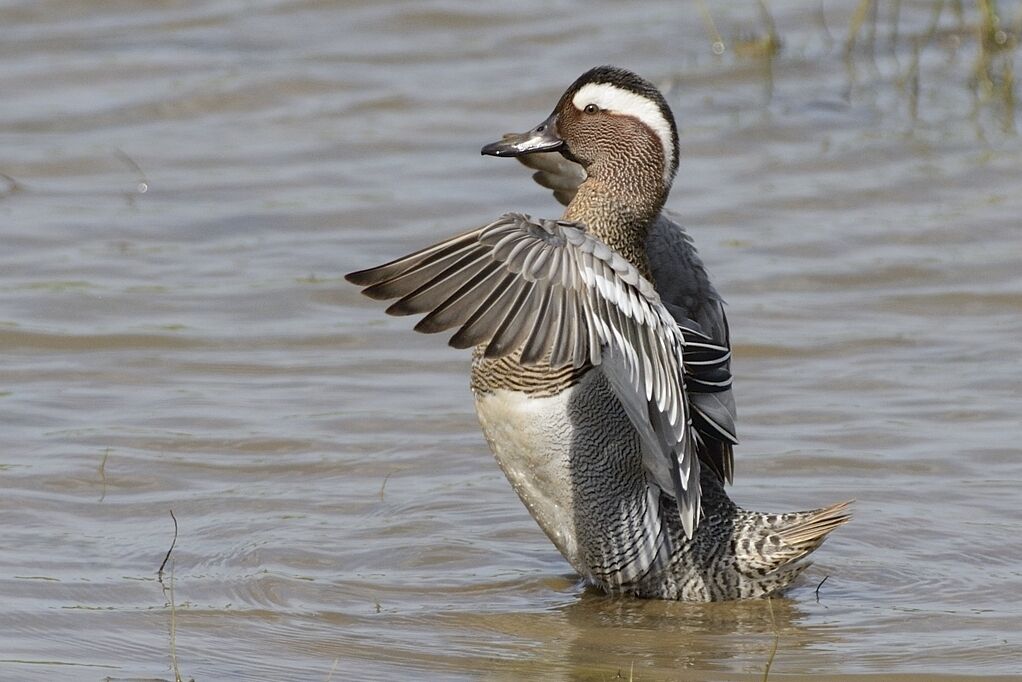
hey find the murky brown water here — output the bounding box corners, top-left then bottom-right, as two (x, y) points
(2, 1), (1021, 680)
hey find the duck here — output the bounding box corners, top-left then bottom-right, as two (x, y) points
(346, 65), (850, 601)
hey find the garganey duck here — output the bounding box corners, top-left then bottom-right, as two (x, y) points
(347, 66), (850, 601)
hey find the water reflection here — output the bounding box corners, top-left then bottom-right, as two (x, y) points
(546, 590), (838, 677)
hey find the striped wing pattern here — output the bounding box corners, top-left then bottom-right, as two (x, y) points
(647, 214), (738, 484)
(346, 212), (730, 537)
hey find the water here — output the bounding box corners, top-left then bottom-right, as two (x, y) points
(2, 1), (1021, 679)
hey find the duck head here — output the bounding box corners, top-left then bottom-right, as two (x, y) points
(481, 65), (680, 191)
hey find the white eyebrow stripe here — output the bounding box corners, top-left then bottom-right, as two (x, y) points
(572, 82), (675, 184)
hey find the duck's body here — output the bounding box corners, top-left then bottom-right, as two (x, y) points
(471, 217), (847, 600)
(348, 66), (849, 601)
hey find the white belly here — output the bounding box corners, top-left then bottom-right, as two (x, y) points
(472, 366), (667, 589)
(474, 381), (585, 570)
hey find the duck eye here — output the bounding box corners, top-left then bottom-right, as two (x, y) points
(583, 103), (599, 114)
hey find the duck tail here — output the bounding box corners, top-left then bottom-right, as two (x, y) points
(734, 500), (853, 598)
(774, 500), (853, 559)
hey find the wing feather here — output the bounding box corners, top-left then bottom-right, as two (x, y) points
(347, 212), (730, 537)
(348, 229), (482, 293)
(385, 247), (492, 316)
(547, 287), (572, 367)
(520, 284), (556, 364)
(647, 213), (738, 484)
(414, 260), (506, 333)
(486, 281), (543, 359)
(449, 273), (521, 349)
(510, 152), (586, 207)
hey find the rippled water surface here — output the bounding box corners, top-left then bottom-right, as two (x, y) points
(2, 1), (1022, 679)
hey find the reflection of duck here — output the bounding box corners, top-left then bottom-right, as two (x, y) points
(546, 588), (843, 676)
(348, 66), (849, 601)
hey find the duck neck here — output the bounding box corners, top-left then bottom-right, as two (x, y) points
(562, 165), (667, 281)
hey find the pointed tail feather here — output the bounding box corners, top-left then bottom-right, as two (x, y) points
(732, 500), (852, 598)
(776, 500), (853, 558)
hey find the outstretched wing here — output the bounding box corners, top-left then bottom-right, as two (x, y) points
(347, 213), (729, 537)
(508, 148), (586, 206)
